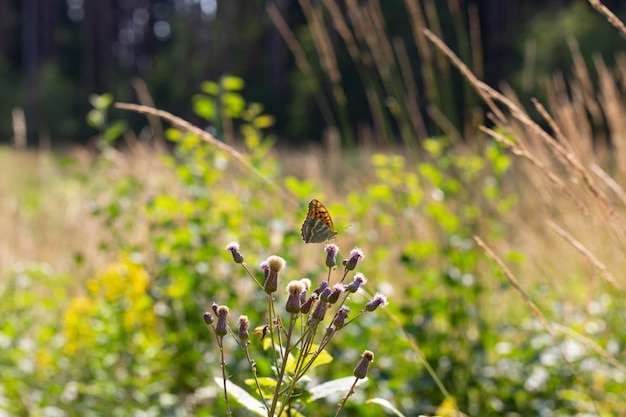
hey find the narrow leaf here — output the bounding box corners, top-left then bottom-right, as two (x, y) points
(308, 376), (367, 402)
(367, 398), (407, 417)
(214, 377), (267, 416)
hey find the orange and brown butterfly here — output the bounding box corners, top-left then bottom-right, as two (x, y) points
(252, 324), (269, 340)
(301, 199), (338, 243)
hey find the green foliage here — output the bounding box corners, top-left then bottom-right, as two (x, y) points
(2, 71), (626, 416)
(86, 93), (127, 149)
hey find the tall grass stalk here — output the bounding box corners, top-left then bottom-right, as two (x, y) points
(270, 0), (482, 149)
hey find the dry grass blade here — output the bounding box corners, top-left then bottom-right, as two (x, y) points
(425, 27), (626, 240)
(590, 164), (626, 205)
(545, 220), (622, 289)
(475, 237), (554, 334)
(375, 292), (466, 417)
(474, 236), (580, 378)
(114, 102), (299, 208)
(587, 0), (626, 38)
(479, 126), (591, 218)
(552, 323), (626, 375)
(422, 29), (506, 124)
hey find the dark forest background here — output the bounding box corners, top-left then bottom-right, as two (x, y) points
(1, 0), (625, 147)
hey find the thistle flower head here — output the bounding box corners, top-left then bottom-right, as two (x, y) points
(267, 255), (286, 272)
(324, 244), (339, 268)
(311, 298), (327, 322)
(285, 280), (306, 313)
(299, 278), (312, 291)
(353, 350), (374, 379)
(343, 247), (364, 271)
(325, 326), (336, 337)
(333, 306), (350, 328)
(263, 255), (286, 294)
(215, 305), (230, 336)
(319, 287), (332, 303)
(328, 283), (345, 304)
(226, 241), (244, 264)
(346, 273), (367, 293)
(260, 261), (269, 281)
(299, 278), (312, 303)
(238, 315), (250, 341)
(300, 293), (318, 314)
(365, 293), (388, 312)
(313, 280), (330, 296)
(203, 311), (214, 325)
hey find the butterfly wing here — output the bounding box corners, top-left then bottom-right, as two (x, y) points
(301, 199), (337, 243)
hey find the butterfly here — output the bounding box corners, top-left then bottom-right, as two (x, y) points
(301, 199), (338, 243)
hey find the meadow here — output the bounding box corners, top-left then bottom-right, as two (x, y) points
(3, 3), (626, 417)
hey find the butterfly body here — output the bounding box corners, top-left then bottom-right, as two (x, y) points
(301, 199), (337, 243)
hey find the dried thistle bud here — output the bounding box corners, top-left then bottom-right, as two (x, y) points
(263, 255), (286, 294)
(365, 293), (388, 312)
(324, 244), (339, 268)
(211, 302), (219, 315)
(285, 281), (306, 313)
(260, 261), (269, 282)
(226, 242), (244, 264)
(333, 306), (350, 328)
(353, 350), (374, 379)
(215, 305), (230, 336)
(238, 315), (250, 341)
(299, 278), (311, 304)
(328, 284), (345, 304)
(346, 273), (367, 293)
(319, 287), (332, 303)
(203, 311), (214, 325)
(343, 248), (364, 271)
(311, 298), (327, 322)
(325, 326), (336, 337)
(313, 281), (329, 296)
(300, 293), (318, 314)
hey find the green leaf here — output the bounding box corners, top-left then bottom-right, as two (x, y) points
(308, 376), (367, 402)
(214, 378), (267, 416)
(423, 138), (442, 158)
(221, 75), (245, 91)
(89, 93), (113, 110)
(165, 128), (182, 142)
(86, 109), (105, 129)
(200, 81), (220, 95)
(246, 377), (276, 388)
(103, 120), (127, 141)
(418, 163), (442, 186)
(305, 345), (333, 371)
(222, 92), (246, 117)
(366, 398), (406, 417)
(253, 115), (275, 129)
(192, 95), (216, 121)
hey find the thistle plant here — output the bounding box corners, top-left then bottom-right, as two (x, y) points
(204, 242), (388, 416)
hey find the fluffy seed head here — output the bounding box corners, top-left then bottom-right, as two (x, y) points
(285, 280), (306, 313)
(238, 315), (250, 341)
(215, 305), (230, 336)
(263, 255), (286, 294)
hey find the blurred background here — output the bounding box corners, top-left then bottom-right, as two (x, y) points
(2, 0), (625, 147)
